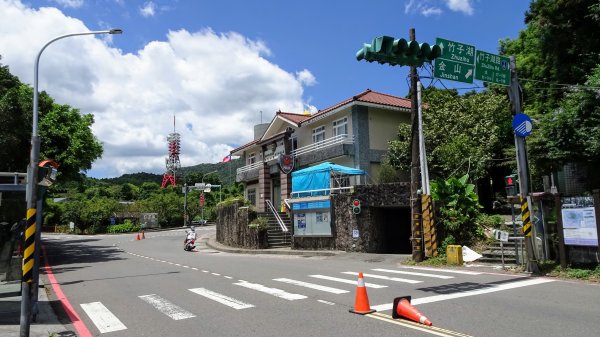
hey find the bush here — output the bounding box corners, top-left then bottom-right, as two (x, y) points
(248, 217), (268, 230)
(477, 214), (505, 228)
(106, 220), (141, 234)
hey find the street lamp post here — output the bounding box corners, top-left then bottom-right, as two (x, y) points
(21, 28), (123, 337)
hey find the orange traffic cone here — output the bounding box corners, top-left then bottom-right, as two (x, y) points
(349, 272), (376, 315)
(392, 296), (432, 326)
(141, 231), (145, 239)
(136, 233), (140, 240)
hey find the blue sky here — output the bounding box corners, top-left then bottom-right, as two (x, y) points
(0, 0), (530, 178)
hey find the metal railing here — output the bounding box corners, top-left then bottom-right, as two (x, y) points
(291, 134), (354, 157)
(265, 199), (288, 232)
(236, 134), (355, 176)
(290, 186), (354, 198)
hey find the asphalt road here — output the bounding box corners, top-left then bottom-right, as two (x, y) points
(41, 228), (600, 337)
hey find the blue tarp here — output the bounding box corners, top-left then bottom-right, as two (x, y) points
(291, 162), (365, 195)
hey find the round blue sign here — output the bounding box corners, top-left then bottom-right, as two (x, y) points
(512, 113), (533, 137)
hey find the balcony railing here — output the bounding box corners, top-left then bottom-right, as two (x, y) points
(236, 134), (354, 177)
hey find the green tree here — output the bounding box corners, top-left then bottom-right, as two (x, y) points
(388, 88), (511, 182)
(431, 174), (484, 252)
(0, 60), (103, 179)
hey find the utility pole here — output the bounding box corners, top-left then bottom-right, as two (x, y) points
(409, 28), (424, 262)
(508, 56), (539, 273)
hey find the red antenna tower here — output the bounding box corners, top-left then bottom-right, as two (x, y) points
(161, 116), (181, 188)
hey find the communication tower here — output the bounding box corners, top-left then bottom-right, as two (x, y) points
(161, 116), (181, 188)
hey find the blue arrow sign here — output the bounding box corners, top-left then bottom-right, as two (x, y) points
(512, 113), (533, 137)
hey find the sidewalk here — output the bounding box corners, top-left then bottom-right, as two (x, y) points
(0, 278), (75, 337)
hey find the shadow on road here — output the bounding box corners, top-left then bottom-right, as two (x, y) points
(42, 237), (124, 274)
(416, 277), (532, 295)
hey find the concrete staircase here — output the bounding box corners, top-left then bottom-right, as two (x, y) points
(259, 212), (292, 248)
(479, 237), (526, 265)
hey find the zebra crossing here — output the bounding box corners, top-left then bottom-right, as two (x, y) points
(78, 266), (465, 333)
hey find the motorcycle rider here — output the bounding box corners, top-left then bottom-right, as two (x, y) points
(184, 226), (197, 250)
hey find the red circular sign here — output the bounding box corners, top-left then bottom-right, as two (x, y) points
(353, 199), (360, 207)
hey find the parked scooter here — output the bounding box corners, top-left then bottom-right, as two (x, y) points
(184, 226), (197, 251)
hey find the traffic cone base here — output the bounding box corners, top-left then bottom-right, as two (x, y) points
(392, 296), (432, 326)
(349, 272), (376, 315)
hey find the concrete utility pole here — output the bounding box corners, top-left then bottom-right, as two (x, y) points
(409, 28), (424, 262)
(508, 56), (539, 273)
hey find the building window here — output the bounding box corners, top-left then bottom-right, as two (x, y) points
(291, 136), (298, 152)
(248, 153), (256, 164)
(247, 188), (256, 206)
(333, 117), (348, 137)
(312, 126), (325, 143)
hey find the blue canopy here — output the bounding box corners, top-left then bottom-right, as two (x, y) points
(291, 162), (365, 195)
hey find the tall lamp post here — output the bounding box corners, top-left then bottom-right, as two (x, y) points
(21, 28), (123, 337)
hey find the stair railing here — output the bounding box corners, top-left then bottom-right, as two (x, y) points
(265, 199), (288, 232)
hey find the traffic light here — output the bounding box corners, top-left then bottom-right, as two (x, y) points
(504, 174), (518, 196)
(352, 199), (361, 214)
(356, 36), (441, 67)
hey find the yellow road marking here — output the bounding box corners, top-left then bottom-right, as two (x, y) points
(367, 312), (474, 337)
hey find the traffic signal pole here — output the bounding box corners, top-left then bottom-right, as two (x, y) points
(508, 56), (539, 273)
(409, 28), (424, 262)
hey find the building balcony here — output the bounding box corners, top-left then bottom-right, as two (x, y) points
(236, 134), (355, 182)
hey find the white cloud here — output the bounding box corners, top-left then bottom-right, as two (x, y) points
(422, 7), (442, 17)
(51, 0), (83, 8)
(405, 0), (474, 16)
(296, 69), (316, 86)
(444, 0), (474, 15)
(140, 1), (156, 17)
(0, 1), (313, 178)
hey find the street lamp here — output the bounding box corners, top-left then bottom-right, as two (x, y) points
(21, 28), (123, 337)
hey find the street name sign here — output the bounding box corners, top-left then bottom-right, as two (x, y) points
(475, 50), (510, 86)
(434, 37), (476, 84)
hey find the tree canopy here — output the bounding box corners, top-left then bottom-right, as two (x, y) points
(387, 88), (512, 182)
(0, 60), (103, 179)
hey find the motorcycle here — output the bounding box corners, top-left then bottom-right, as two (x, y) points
(183, 227), (197, 251)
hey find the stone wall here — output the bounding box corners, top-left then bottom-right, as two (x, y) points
(216, 200), (268, 249)
(291, 182), (411, 252)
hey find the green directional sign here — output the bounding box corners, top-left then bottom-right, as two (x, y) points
(474, 50), (511, 86)
(434, 37), (476, 84)
(434, 59), (475, 83)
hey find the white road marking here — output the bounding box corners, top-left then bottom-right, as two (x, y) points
(189, 288), (254, 310)
(370, 278), (555, 311)
(273, 278), (349, 294)
(309, 275), (388, 288)
(138, 294), (195, 320)
(398, 266), (482, 275)
(211, 273), (221, 276)
(317, 300), (336, 305)
(234, 281), (307, 300)
(372, 268), (454, 279)
(80, 302), (127, 333)
(191, 267), (198, 271)
(342, 272), (422, 284)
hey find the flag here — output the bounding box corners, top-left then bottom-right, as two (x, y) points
(222, 154), (232, 163)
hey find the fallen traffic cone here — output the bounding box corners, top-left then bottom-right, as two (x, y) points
(141, 231), (145, 239)
(349, 272), (375, 315)
(136, 233), (140, 240)
(392, 296), (432, 326)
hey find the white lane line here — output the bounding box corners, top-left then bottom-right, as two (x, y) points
(224, 276), (233, 279)
(273, 278), (349, 294)
(370, 278), (555, 311)
(234, 281), (307, 300)
(372, 268), (454, 279)
(317, 300), (336, 305)
(309, 275), (388, 288)
(189, 288), (254, 310)
(398, 266), (482, 275)
(211, 273), (221, 276)
(80, 302), (127, 333)
(342, 272), (422, 284)
(191, 267), (198, 271)
(138, 294), (195, 320)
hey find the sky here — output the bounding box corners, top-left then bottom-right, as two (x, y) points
(0, 0), (531, 178)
